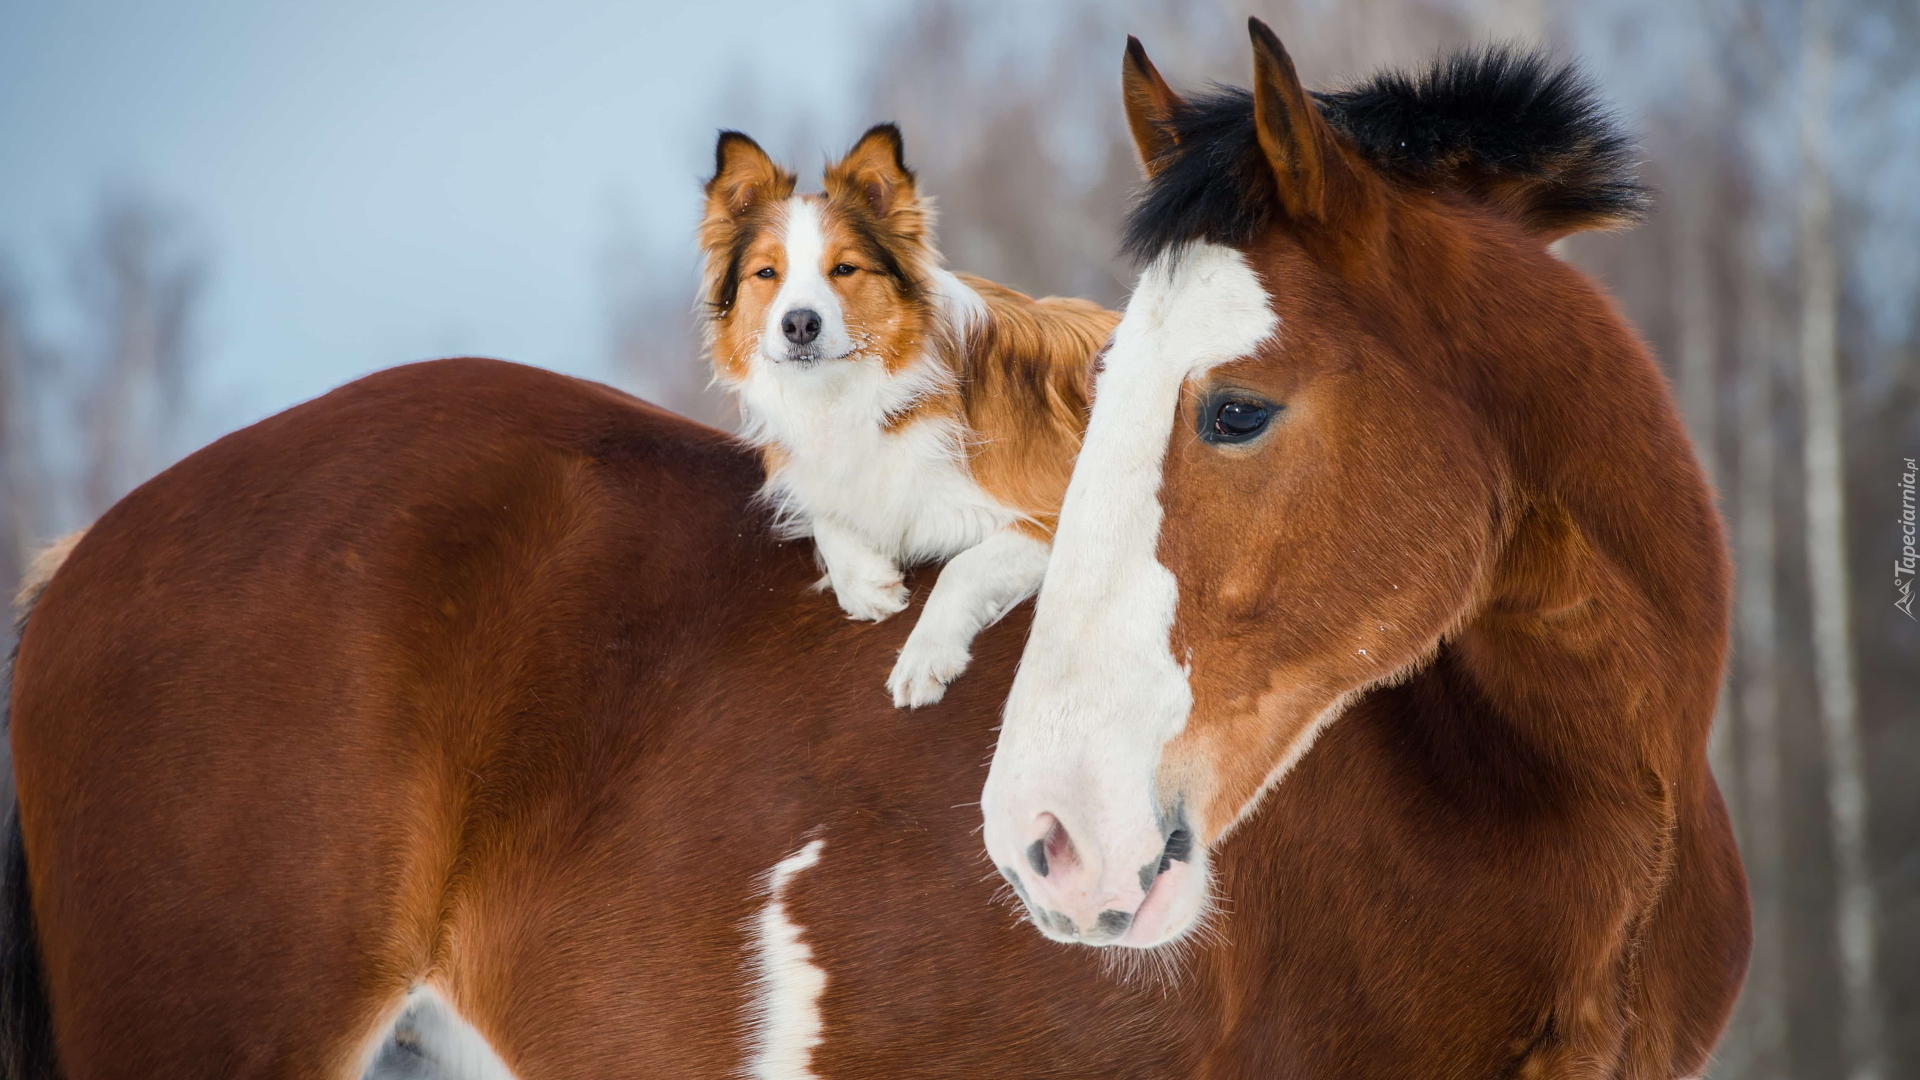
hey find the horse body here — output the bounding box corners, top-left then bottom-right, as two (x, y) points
(6, 355), (1741, 1078)
(5, 358), (1177, 1078)
(7, 31), (1752, 1079)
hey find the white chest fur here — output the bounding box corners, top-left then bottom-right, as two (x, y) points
(737, 352), (1016, 565)
(715, 215), (1042, 707)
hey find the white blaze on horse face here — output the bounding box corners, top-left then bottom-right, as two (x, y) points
(762, 198), (854, 363)
(744, 838), (829, 1080)
(981, 243), (1277, 947)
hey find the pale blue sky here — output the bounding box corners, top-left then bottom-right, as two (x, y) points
(5, 0), (1914, 456)
(0, 0), (881, 441)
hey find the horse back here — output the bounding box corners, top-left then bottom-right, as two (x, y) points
(5, 360), (781, 1076)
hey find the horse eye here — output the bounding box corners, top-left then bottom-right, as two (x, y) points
(755, 267), (776, 279)
(831, 263), (858, 277)
(1211, 400), (1272, 441)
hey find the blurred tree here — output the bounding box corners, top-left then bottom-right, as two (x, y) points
(1735, 217), (1788, 1080)
(1795, 4), (1882, 1077)
(69, 192), (202, 521)
(600, 211), (727, 428)
(0, 268), (47, 607)
(0, 188), (204, 632)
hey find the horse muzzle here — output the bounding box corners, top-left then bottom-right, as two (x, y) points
(988, 800), (1207, 948)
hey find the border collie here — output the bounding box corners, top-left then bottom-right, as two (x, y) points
(699, 124), (1118, 707)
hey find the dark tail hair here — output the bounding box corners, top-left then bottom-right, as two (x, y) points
(1, 604), (59, 1079)
(0, 806), (56, 1080)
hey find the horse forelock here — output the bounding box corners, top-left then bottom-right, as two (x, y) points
(1123, 45), (1647, 263)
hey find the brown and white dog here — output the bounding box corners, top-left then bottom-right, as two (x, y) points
(700, 125), (1117, 707)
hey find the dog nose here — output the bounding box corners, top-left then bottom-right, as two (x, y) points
(781, 308), (822, 346)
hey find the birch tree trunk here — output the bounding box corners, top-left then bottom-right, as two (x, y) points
(1797, 5), (1883, 1077)
(1672, 167), (1740, 842)
(1730, 248), (1786, 1080)
(1677, 179), (1720, 491)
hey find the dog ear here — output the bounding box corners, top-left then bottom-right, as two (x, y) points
(705, 131), (794, 218)
(1122, 36), (1184, 178)
(825, 124), (918, 219)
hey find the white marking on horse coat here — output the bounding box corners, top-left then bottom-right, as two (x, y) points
(744, 838), (830, 1080)
(359, 986), (517, 1080)
(983, 243), (1276, 933)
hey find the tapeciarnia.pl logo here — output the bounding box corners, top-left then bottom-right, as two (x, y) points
(1898, 456), (1917, 620)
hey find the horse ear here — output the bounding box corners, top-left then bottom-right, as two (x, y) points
(1122, 36), (1184, 178)
(825, 124), (918, 219)
(705, 131), (792, 218)
(1247, 18), (1346, 224)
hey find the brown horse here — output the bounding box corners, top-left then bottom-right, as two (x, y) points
(983, 19), (1747, 1077)
(2, 30), (1744, 1080)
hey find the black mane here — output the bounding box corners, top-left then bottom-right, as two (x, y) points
(1123, 47), (1648, 261)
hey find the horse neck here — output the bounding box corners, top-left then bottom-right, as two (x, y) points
(1422, 234), (1730, 786)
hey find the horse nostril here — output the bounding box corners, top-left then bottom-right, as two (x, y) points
(1027, 839), (1049, 878)
(1145, 827), (1193, 889)
(1028, 813), (1078, 880)
(1163, 827), (1192, 864)
(782, 308), (822, 346)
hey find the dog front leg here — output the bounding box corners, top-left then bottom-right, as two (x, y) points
(888, 527), (1050, 708)
(811, 516), (910, 622)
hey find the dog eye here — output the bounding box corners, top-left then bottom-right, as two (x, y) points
(755, 267), (776, 279)
(1209, 399), (1273, 442)
(831, 263), (858, 277)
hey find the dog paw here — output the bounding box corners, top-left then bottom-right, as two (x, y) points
(888, 629), (971, 709)
(834, 574), (909, 623)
